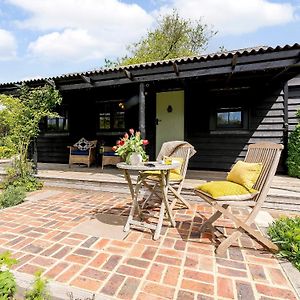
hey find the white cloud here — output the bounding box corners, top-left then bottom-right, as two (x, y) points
(28, 29), (106, 61)
(159, 0), (297, 35)
(7, 0), (154, 62)
(0, 29), (17, 60)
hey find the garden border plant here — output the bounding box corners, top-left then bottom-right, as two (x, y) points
(0, 84), (62, 208)
(287, 109), (300, 178)
(0, 251), (50, 299)
(268, 216), (300, 271)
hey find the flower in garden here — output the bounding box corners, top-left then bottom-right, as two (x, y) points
(129, 128), (134, 135)
(142, 139), (149, 145)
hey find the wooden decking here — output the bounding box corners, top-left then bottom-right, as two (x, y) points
(1, 162), (300, 211)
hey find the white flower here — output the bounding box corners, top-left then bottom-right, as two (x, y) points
(0, 265), (9, 272)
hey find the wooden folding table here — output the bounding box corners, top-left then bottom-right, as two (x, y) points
(117, 161), (179, 240)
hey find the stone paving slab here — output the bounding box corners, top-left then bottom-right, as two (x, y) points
(0, 188), (299, 299)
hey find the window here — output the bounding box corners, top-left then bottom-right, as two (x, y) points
(217, 108), (242, 128)
(98, 101), (125, 131)
(46, 109), (68, 132)
(99, 112), (111, 129)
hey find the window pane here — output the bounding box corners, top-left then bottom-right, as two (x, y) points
(99, 113), (111, 129)
(217, 110), (242, 128)
(47, 118), (57, 131)
(113, 111), (125, 129)
(58, 118), (64, 130)
(217, 112), (229, 126)
(229, 111), (242, 125)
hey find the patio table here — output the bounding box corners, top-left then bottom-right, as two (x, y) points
(117, 161), (180, 240)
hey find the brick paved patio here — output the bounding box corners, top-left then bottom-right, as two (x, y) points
(0, 188), (298, 299)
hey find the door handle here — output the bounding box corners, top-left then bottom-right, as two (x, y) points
(156, 118), (162, 125)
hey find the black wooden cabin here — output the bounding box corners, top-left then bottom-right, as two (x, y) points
(1, 44), (300, 171)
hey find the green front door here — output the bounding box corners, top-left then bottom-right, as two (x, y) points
(156, 90), (184, 156)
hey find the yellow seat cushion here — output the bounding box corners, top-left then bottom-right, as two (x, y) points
(195, 181), (259, 200)
(227, 161), (262, 190)
(144, 170), (183, 181)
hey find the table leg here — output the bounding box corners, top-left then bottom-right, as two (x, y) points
(153, 171), (176, 240)
(124, 170), (143, 232)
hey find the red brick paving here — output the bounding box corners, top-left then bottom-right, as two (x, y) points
(0, 188), (298, 299)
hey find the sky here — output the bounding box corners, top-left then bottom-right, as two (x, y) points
(0, 0), (300, 83)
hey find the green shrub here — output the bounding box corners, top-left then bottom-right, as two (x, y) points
(0, 251), (17, 299)
(0, 185), (26, 208)
(0, 146), (15, 159)
(1, 164), (43, 192)
(268, 217), (300, 271)
(287, 109), (300, 178)
(25, 270), (51, 300)
(287, 125), (300, 178)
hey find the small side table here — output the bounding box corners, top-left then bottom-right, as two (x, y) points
(117, 161), (179, 240)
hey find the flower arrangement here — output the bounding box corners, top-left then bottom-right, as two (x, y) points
(113, 129), (149, 163)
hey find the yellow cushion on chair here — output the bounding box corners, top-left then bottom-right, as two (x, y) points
(195, 181), (259, 200)
(144, 171), (183, 181)
(227, 161), (262, 190)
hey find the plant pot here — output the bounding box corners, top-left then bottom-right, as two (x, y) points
(126, 152), (143, 165)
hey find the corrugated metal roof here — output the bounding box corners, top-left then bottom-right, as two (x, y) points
(1, 43), (300, 87)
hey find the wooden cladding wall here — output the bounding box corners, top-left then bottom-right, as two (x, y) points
(288, 76), (300, 134)
(37, 134), (72, 163)
(185, 84), (285, 170)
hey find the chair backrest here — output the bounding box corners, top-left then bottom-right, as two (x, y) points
(170, 145), (192, 178)
(157, 141), (196, 178)
(244, 142), (283, 204)
(73, 138), (97, 150)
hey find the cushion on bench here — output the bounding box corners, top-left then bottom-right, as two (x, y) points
(71, 150), (89, 155)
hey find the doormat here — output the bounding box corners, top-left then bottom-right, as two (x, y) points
(71, 214), (129, 240)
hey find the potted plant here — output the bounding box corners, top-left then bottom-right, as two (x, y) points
(113, 129), (149, 165)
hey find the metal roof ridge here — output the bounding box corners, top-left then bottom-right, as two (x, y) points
(1, 43), (300, 86)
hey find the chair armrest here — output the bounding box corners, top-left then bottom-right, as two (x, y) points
(68, 146), (77, 154)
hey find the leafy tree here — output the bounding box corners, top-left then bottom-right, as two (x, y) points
(0, 84), (62, 192)
(106, 10), (216, 67)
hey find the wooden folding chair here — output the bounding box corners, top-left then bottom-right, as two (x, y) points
(143, 142), (196, 210)
(194, 142), (283, 255)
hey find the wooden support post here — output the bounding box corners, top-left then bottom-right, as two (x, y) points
(139, 83), (146, 138)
